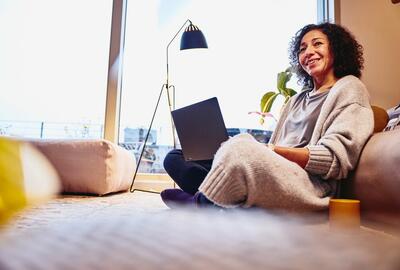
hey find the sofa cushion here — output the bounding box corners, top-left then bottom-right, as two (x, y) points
(30, 139), (135, 195)
(371, 105), (389, 133)
(345, 129), (400, 232)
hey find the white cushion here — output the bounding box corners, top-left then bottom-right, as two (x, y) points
(30, 139), (135, 195)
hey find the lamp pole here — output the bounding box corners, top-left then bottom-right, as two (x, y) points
(166, 19), (192, 90)
(165, 19), (194, 149)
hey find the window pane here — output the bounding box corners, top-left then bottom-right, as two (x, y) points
(0, 0), (112, 139)
(120, 0), (318, 173)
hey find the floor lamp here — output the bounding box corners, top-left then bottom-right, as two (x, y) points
(130, 19), (208, 193)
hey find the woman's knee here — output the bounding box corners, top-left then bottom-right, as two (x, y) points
(163, 149), (184, 173)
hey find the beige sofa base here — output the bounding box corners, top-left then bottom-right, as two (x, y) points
(343, 129), (400, 234)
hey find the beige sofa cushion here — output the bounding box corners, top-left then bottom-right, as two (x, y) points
(31, 139), (135, 195)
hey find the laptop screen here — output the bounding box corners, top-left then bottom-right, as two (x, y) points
(171, 97), (229, 161)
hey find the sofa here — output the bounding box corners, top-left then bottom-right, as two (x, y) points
(343, 127), (400, 234)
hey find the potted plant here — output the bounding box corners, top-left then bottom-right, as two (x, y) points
(257, 67), (297, 125)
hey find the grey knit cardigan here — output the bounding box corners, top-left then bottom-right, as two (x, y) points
(199, 75), (374, 210)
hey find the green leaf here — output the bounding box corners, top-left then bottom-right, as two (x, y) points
(277, 71), (292, 96)
(257, 68), (298, 126)
(261, 92), (279, 113)
(276, 72), (286, 94)
(286, 88), (297, 96)
(260, 91), (276, 112)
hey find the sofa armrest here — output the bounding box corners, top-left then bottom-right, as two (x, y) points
(344, 129), (400, 232)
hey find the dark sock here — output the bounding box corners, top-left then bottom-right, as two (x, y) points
(195, 192), (214, 205)
(160, 189), (220, 209)
(160, 189), (196, 208)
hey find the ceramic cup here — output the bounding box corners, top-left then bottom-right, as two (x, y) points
(329, 199), (361, 230)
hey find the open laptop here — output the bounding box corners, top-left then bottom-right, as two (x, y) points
(171, 97), (229, 161)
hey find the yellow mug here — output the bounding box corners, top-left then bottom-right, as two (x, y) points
(329, 199), (361, 230)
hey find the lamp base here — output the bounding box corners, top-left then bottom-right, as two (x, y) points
(130, 83), (176, 193)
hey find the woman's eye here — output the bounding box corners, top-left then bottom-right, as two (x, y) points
(299, 47), (306, 53)
(314, 41), (323, 46)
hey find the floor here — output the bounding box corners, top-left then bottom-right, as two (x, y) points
(3, 191), (168, 233)
(0, 192), (399, 270)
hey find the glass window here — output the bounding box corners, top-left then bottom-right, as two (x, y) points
(0, 0), (112, 139)
(120, 0), (318, 173)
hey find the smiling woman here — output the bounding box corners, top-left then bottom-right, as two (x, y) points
(298, 30), (336, 91)
(160, 22), (374, 211)
(289, 23), (364, 91)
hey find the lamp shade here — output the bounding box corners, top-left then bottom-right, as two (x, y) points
(180, 23), (208, 50)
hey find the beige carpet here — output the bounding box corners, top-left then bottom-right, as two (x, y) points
(0, 192), (399, 270)
(3, 192), (168, 232)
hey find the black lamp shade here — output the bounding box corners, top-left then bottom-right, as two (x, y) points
(180, 24), (208, 50)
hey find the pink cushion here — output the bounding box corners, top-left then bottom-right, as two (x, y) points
(30, 139), (135, 195)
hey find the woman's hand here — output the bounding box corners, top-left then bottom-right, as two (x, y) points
(267, 144), (310, 168)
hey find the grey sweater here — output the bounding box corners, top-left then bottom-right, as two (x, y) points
(270, 75), (374, 180)
(199, 75), (374, 210)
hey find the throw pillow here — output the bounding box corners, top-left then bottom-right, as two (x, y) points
(384, 104), (400, 131)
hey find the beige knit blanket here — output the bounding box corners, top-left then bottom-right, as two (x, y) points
(199, 133), (331, 211)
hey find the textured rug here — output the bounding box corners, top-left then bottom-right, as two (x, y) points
(0, 192), (399, 270)
(2, 192), (167, 233)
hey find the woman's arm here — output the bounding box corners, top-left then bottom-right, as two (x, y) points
(268, 145), (309, 168)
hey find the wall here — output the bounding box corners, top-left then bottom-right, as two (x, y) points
(338, 0), (400, 109)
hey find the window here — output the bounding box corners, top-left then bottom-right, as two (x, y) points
(119, 0), (319, 173)
(0, 0), (112, 139)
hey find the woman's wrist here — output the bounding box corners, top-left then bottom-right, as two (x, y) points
(272, 146), (309, 168)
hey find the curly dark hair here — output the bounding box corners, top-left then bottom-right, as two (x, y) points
(288, 22), (364, 88)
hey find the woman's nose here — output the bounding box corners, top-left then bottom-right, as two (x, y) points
(303, 46), (315, 56)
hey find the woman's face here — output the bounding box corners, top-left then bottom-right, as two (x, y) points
(298, 29), (334, 83)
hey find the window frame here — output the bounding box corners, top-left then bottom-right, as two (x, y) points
(103, 0), (127, 142)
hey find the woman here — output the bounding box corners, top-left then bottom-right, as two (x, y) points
(161, 22), (374, 211)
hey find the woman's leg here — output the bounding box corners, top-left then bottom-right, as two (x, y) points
(163, 149), (212, 195)
(199, 134), (331, 211)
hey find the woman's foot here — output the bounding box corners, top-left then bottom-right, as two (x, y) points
(160, 188), (197, 208)
(160, 189), (216, 209)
